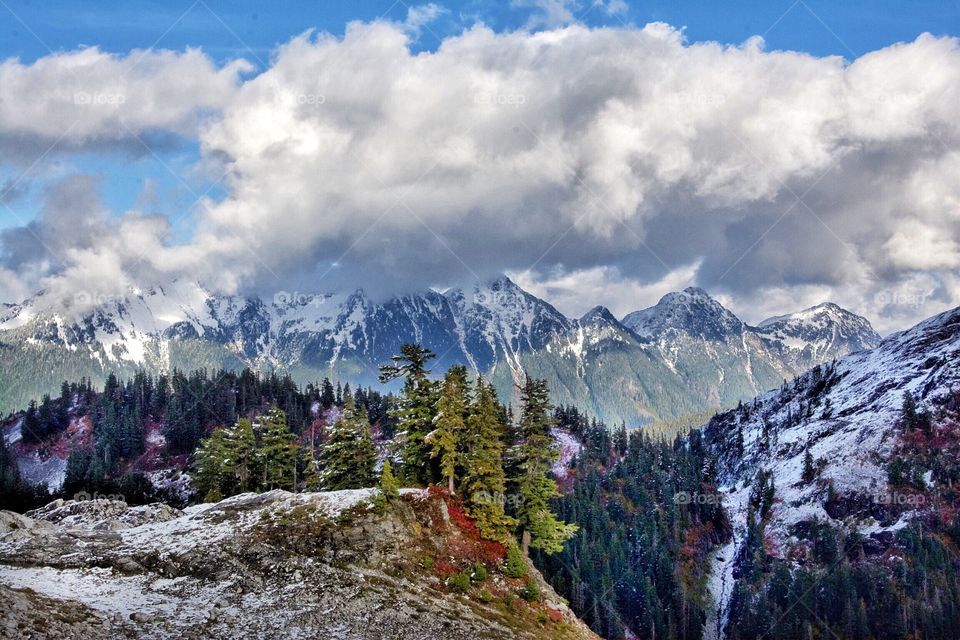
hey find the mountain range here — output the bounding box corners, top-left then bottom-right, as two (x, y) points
(0, 276), (881, 423)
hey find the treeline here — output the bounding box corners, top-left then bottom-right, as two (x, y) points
(535, 404), (731, 640)
(1, 368), (395, 510)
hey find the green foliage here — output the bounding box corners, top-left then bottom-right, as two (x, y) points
(519, 578), (541, 602)
(462, 375), (515, 541)
(509, 375), (577, 555)
(191, 408), (303, 501)
(536, 416), (730, 640)
(471, 563), (488, 582)
(447, 569), (472, 593)
(379, 459), (399, 500)
(0, 434), (46, 511)
(258, 408), (298, 490)
(317, 395), (376, 490)
(428, 365), (468, 493)
(379, 344), (439, 485)
(503, 543), (527, 578)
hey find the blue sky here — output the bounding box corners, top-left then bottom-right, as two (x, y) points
(3, 0), (958, 63)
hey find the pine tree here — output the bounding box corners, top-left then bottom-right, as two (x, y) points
(802, 446), (816, 483)
(380, 459), (399, 501)
(301, 448), (323, 491)
(318, 395), (376, 490)
(0, 434), (31, 510)
(320, 378), (336, 409)
(509, 375), (577, 555)
(226, 418), (257, 493)
(378, 344), (439, 485)
(461, 376), (515, 541)
(428, 365), (467, 494)
(258, 408), (298, 491)
(192, 428), (232, 502)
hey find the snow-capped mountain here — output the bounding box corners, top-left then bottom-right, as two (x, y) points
(621, 288), (882, 411)
(0, 277), (879, 425)
(755, 302), (881, 366)
(623, 287), (745, 341)
(701, 304), (960, 638)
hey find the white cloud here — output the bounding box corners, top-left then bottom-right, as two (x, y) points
(403, 3), (449, 37)
(509, 263), (700, 318)
(3, 21), (960, 332)
(0, 47), (250, 158)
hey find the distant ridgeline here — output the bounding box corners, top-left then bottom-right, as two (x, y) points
(0, 277), (880, 424)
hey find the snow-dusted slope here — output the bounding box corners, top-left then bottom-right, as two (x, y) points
(701, 304), (960, 638)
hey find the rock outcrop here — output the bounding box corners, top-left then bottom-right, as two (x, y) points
(0, 489), (597, 640)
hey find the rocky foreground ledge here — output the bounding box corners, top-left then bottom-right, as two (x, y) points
(0, 490), (597, 640)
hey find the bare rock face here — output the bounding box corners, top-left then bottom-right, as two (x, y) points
(27, 498), (184, 531)
(0, 489), (597, 640)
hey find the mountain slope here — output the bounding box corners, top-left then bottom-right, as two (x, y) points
(700, 304), (960, 639)
(0, 489), (597, 640)
(0, 279), (880, 425)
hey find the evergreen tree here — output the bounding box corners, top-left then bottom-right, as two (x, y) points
(192, 427), (232, 502)
(226, 418), (257, 493)
(318, 395), (376, 490)
(509, 375), (577, 555)
(428, 365), (467, 494)
(461, 376), (515, 541)
(801, 446), (816, 483)
(319, 378), (336, 409)
(380, 459), (399, 501)
(0, 434), (37, 510)
(258, 408), (298, 491)
(378, 344), (439, 485)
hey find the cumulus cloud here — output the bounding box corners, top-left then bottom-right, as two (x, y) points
(0, 47), (250, 162)
(2, 20), (960, 333)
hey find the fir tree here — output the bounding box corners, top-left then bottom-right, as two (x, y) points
(428, 365), (467, 494)
(226, 418), (257, 493)
(258, 408), (298, 491)
(192, 428), (232, 502)
(509, 375), (577, 555)
(318, 395), (376, 490)
(378, 344), (439, 485)
(801, 446), (816, 483)
(380, 459), (399, 501)
(461, 376), (515, 541)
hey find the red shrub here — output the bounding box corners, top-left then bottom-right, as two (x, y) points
(546, 609), (565, 623)
(433, 558), (458, 578)
(447, 501), (478, 536)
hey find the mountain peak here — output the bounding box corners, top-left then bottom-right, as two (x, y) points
(681, 286), (711, 297)
(622, 287), (742, 340)
(756, 301), (881, 356)
(580, 305), (619, 326)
